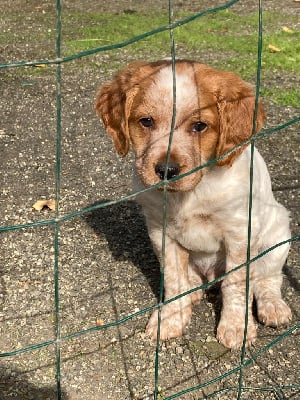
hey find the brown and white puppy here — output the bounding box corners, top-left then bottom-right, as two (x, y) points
(96, 60), (292, 349)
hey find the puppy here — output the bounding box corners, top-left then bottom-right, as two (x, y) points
(96, 60), (292, 349)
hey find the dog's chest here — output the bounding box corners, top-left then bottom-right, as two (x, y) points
(168, 203), (222, 254)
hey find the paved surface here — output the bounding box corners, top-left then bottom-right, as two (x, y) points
(0, 1), (299, 399)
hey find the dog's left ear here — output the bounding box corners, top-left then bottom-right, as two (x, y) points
(96, 60), (171, 156)
(215, 75), (265, 167)
(95, 62), (145, 156)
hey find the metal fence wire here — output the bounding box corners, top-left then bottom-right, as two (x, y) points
(0, 0), (299, 399)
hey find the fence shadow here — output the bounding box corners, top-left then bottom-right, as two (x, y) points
(84, 200), (161, 299)
(0, 365), (69, 400)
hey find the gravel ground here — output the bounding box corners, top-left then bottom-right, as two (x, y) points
(0, 1), (299, 399)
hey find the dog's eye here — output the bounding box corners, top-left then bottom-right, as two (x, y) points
(191, 121), (207, 133)
(139, 117), (154, 128)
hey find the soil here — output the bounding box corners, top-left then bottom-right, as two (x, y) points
(0, 1), (299, 399)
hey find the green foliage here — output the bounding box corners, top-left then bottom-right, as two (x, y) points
(63, 12), (170, 54)
(2, 8), (299, 106)
(62, 9), (299, 107)
(64, 9), (300, 77)
(262, 87), (300, 107)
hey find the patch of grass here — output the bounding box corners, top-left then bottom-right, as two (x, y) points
(62, 9), (299, 106)
(64, 10), (300, 74)
(63, 12), (171, 56)
(261, 87), (300, 107)
(2, 8), (299, 106)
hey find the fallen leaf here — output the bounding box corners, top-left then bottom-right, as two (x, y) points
(32, 199), (56, 211)
(282, 26), (294, 33)
(268, 44), (281, 53)
(96, 318), (104, 327)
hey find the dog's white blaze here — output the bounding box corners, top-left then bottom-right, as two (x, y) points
(153, 65), (198, 115)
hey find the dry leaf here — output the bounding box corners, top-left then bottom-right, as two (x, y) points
(282, 26), (294, 33)
(268, 44), (281, 53)
(96, 318), (104, 327)
(32, 199), (56, 211)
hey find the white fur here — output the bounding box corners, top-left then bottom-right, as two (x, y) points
(97, 60), (292, 349)
(134, 146), (291, 348)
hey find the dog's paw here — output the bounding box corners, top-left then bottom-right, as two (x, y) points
(257, 299), (292, 328)
(217, 317), (257, 350)
(145, 304), (191, 341)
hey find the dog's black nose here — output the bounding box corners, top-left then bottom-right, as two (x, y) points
(155, 162), (180, 180)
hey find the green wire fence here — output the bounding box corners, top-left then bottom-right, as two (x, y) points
(1, 0), (299, 399)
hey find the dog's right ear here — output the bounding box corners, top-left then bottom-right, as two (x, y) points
(95, 62), (147, 156)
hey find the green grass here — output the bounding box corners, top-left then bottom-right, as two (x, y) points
(1, 8), (299, 106)
(261, 87), (300, 107)
(62, 9), (300, 106)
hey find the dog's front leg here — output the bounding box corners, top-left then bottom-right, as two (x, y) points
(216, 249), (257, 349)
(146, 234), (192, 341)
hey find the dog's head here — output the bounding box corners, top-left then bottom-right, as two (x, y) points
(96, 60), (265, 191)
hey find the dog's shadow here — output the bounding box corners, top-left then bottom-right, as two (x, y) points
(84, 200), (224, 318)
(84, 200), (160, 299)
